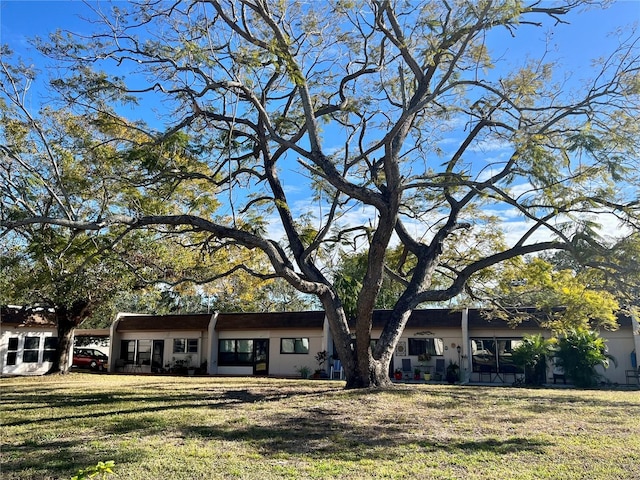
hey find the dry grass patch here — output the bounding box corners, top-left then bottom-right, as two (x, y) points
(1, 374), (639, 479)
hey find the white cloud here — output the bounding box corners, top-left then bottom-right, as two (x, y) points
(499, 211), (632, 248)
(469, 139), (511, 153)
(264, 181), (633, 267)
(501, 219), (555, 247)
(482, 207), (522, 220)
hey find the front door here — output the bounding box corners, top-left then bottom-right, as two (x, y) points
(152, 340), (164, 372)
(253, 339), (269, 376)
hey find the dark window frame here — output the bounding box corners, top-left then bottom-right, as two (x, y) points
(408, 338), (444, 356)
(6, 337), (19, 366)
(121, 340), (156, 365)
(7, 352), (18, 366)
(280, 338), (310, 354)
(23, 336), (40, 363)
(470, 337), (525, 374)
(24, 336), (40, 350)
(43, 337), (58, 363)
(120, 340), (136, 363)
(218, 339), (254, 366)
(136, 339), (152, 366)
(173, 338), (199, 354)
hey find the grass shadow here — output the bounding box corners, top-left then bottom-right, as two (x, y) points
(178, 403), (550, 462)
(3, 376), (638, 479)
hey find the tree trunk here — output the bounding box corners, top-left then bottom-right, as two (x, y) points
(321, 293), (412, 389)
(345, 356), (393, 389)
(48, 300), (94, 375)
(340, 310), (402, 389)
(49, 318), (75, 374)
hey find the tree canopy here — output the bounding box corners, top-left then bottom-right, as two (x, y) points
(483, 256), (621, 331)
(2, 1), (639, 387)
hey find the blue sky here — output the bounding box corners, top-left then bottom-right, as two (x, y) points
(3, 1), (638, 66)
(2, 1), (639, 248)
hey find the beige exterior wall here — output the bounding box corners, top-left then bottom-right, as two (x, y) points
(214, 328), (325, 377)
(272, 328), (326, 376)
(101, 309), (638, 386)
(112, 329), (208, 373)
(381, 327), (463, 379)
(599, 327), (636, 385)
(465, 325), (637, 385)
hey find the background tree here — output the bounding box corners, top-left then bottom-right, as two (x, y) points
(1, 56), (237, 371)
(1, 227), (129, 373)
(1, 50), (315, 368)
(333, 247), (408, 319)
(2, 1), (639, 388)
(542, 233), (640, 317)
(485, 256), (620, 331)
(0, 58), (141, 372)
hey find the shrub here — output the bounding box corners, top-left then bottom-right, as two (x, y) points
(554, 329), (616, 388)
(512, 334), (552, 385)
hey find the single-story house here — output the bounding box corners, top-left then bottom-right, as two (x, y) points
(0, 307), (112, 376)
(0, 306), (59, 376)
(3, 305), (638, 385)
(108, 311), (327, 376)
(106, 308), (640, 385)
(109, 312), (214, 374)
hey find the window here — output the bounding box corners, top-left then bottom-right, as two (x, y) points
(173, 338), (198, 354)
(23, 336), (40, 363)
(137, 340), (152, 365)
(43, 337), (58, 363)
(471, 338), (524, 374)
(497, 339), (523, 373)
(218, 339), (254, 366)
(280, 338), (310, 354)
(121, 340), (154, 365)
(120, 340), (136, 363)
(7, 337), (18, 366)
(471, 338), (496, 373)
(408, 338), (444, 356)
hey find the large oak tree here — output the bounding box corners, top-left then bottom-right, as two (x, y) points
(2, 1), (639, 387)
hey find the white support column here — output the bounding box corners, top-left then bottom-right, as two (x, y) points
(632, 310), (640, 368)
(461, 308), (470, 383)
(108, 313), (124, 373)
(322, 314), (331, 374)
(322, 314), (330, 352)
(207, 311), (219, 375)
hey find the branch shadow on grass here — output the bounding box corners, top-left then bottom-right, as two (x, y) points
(1, 437), (145, 480)
(1, 384), (347, 478)
(179, 406), (549, 462)
(1, 381), (572, 478)
(1, 386), (339, 428)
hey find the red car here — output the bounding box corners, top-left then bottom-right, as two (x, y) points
(72, 348), (108, 371)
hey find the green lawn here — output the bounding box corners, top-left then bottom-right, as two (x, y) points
(1, 374), (639, 479)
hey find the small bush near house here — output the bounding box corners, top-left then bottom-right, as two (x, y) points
(554, 328), (616, 388)
(512, 334), (553, 386)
